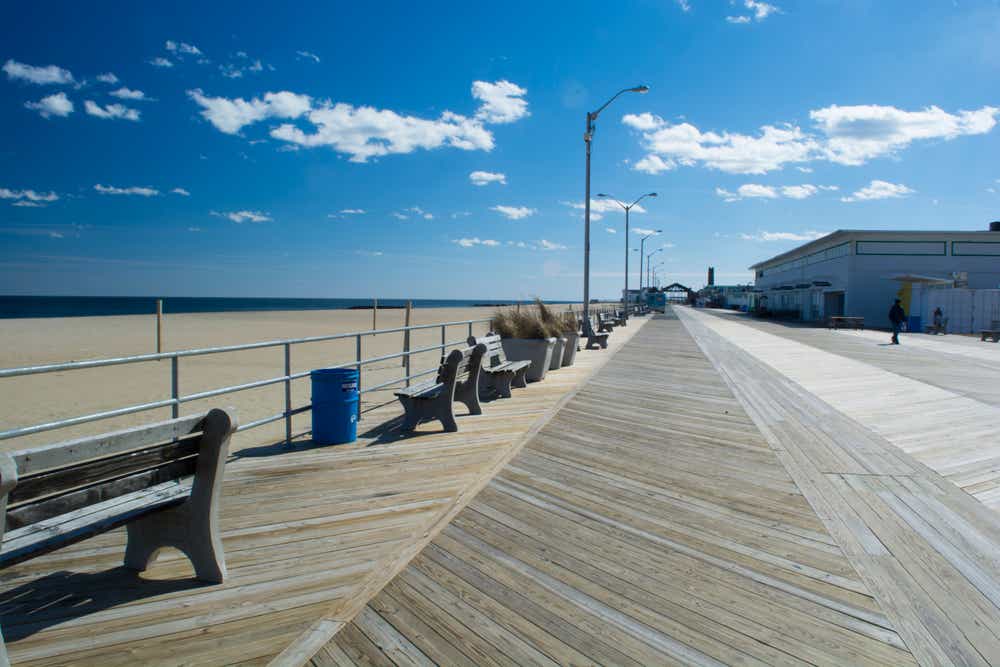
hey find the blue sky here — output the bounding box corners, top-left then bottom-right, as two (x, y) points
(2, 0), (999, 299)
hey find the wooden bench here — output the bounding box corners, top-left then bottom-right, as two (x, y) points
(0, 408), (236, 662)
(394, 344), (485, 432)
(981, 330), (1000, 343)
(597, 312), (617, 333)
(613, 310), (628, 327)
(468, 333), (531, 398)
(828, 316), (864, 330)
(582, 315), (610, 350)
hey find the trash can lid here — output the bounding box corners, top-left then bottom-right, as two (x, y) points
(310, 367), (359, 379)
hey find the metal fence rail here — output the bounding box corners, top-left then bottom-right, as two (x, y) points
(0, 318), (492, 445)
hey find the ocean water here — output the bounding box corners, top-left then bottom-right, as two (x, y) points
(0, 296), (571, 319)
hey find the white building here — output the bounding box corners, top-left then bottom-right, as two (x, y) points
(749, 226), (1000, 329)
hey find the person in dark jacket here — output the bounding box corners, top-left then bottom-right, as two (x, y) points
(888, 299), (906, 344)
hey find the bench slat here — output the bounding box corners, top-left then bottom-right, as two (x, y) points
(6, 457), (198, 532)
(394, 381), (442, 399)
(1, 480), (189, 566)
(9, 435), (201, 508)
(12, 413), (205, 476)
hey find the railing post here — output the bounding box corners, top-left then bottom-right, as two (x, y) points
(355, 334), (362, 419)
(284, 343), (292, 447)
(403, 301), (412, 387)
(441, 324), (446, 351)
(170, 356), (179, 419)
(468, 321), (473, 339)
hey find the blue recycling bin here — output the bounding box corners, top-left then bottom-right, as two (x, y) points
(908, 315), (921, 333)
(311, 367), (359, 445)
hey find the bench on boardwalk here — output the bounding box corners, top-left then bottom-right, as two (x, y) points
(0, 408), (237, 664)
(597, 312), (617, 333)
(828, 316), (864, 330)
(468, 333), (531, 399)
(981, 330), (1000, 343)
(582, 315), (610, 350)
(394, 344), (486, 432)
(613, 310), (628, 327)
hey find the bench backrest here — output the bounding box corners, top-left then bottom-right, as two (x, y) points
(467, 333), (507, 368)
(437, 344), (485, 387)
(1, 408), (235, 536)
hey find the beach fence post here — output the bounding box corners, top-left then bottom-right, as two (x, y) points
(403, 300), (412, 387)
(156, 299), (163, 354)
(372, 297), (377, 334)
(170, 356), (179, 419)
(284, 343), (292, 446)
(355, 334), (362, 420)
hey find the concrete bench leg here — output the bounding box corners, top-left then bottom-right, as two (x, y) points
(455, 378), (482, 415)
(495, 373), (514, 398)
(124, 501), (226, 583)
(512, 368), (528, 389)
(396, 395), (457, 432)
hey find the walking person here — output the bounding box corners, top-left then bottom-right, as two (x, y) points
(889, 298), (906, 345)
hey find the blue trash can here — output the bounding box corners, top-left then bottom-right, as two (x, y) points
(908, 315), (921, 333)
(311, 368), (359, 445)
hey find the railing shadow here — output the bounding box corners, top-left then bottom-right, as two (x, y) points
(0, 567), (204, 642)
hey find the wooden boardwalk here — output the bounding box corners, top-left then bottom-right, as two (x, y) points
(682, 308), (1000, 510)
(0, 320), (647, 666)
(320, 314), (923, 666)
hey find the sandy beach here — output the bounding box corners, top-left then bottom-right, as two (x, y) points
(0, 305), (569, 452)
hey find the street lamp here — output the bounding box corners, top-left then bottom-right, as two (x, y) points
(582, 84), (649, 334)
(646, 247), (664, 291)
(652, 261), (666, 289)
(637, 229), (662, 293)
(597, 192), (657, 320)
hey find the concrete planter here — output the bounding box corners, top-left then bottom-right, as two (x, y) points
(501, 337), (556, 382)
(561, 332), (580, 367)
(549, 337), (567, 370)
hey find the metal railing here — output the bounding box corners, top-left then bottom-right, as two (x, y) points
(0, 318), (492, 445)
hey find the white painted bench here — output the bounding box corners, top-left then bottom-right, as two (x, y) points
(468, 333), (531, 398)
(0, 408), (236, 664)
(582, 316), (610, 350)
(394, 344), (486, 432)
(597, 312), (617, 332)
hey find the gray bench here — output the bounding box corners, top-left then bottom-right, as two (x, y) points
(597, 312), (617, 332)
(981, 330), (1000, 343)
(468, 333), (531, 398)
(0, 408), (236, 664)
(582, 315), (610, 350)
(613, 310), (628, 327)
(394, 344), (486, 432)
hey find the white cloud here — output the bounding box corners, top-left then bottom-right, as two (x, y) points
(187, 89), (312, 134)
(538, 239), (567, 250)
(453, 237), (501, 248)
(811, 104), (999, 166)
(633, 227), (659, 236)
(85, 100), (140, 121)
(356, 250), (383, 256)
(605, 227), (617, 234)
(211, 210), (272, 223)
(796, 166), (813, 173)
(717, 182), (837, 201)
(728, 0), (779, 23)
(96, 72), (119, 85)
(188, 227), (202, 232)
(296, 51), (321, 63)
(3, 59), (74, 85)
(171, 187), (190, 196)
(492, 205), (536, 220)
(780, 184), (818, 199)
(741, 230), (828, 242)
(340, 208), (365, 214)
(625, 103), (999, 175)
(392, 212), (409, 220)
(148, 57), (174, 68)
(24, 92), (73, 118)
(191, 81), (528, 162)
(676, 0), (691, 11)
(472, 80), (529, 124)
(841, 180), (915, 202)
(406, 206), (434, 220)
(0, 188), (59, 207)
(565, 199), (646, 215)
(95, 184), (159, 196)
(110, 87), (151, 101)
(166, 40), (202, 55)
(469, 170), (506, 186)
(633, 154), (675, 174)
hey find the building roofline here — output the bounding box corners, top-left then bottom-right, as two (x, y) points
(747, 228), (1000, 270)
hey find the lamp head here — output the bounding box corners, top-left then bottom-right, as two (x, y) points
(656, 228), (663, 233)
(596, 193), (608, 198)
(649, 192), (658, 197)
(630, 85), (650, 94)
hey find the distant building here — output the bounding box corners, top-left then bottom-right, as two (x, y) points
(749, 225), (1000, 327)
(701, 284), (753, 310)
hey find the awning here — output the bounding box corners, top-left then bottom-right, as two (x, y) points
(890, 273), (953, 285)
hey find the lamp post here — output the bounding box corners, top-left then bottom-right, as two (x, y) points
(646, 247), (664, 291)
(652, 261), (665, 289)
(582, 85), (649, 334)
(637, 230), (662, 294)
(597, 192), (656, 319)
